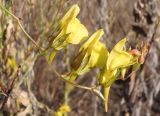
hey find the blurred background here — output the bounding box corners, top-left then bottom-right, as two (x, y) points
(0, 0), (160, 115)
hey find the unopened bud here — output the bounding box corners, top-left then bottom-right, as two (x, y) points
(129, 49), (141, 56)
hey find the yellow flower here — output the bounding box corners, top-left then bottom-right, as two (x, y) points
(7, 57), (17, 69)
(71, 29), (109, 75)
(53, 18), (88, 50)
(98, 38), (142, 112)
(107, 38), (135, 70)
(65, 29), (109, 104)
(49, 4), (88, 63)
(99, 38), (138, 87)
(56, 104), (71, 116)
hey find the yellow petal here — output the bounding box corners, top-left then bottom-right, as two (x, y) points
(52, 18), (88, 49)
(113, 38), (126, 51)
(65, 18), (88, 44)
(59, 4), (80, 27)
(107, 38), (134, 70)
(99, 69), (118, 87)
(7, 58), (17, 69)
(80, 29), (104, 51)
(56, 104), (71, 116)
(104, 87), (110, 112)
(59, 104), (71, 113)
(88, 41), (109, 68)
(56, 112), (62, 116)
(109, 52), (134, 70)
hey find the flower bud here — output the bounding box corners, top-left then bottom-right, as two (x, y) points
(129, 49), (141, 56)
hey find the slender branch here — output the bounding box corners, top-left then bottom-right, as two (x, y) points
(0, 4), (44, 52)
(51, 66), (92, 90)
(50, 66), (105, 101)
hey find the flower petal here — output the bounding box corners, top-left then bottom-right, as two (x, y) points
(59, 4), (80, 27)
(80, 29), (104, 51)
(107, 38), (134, 70)
(65, 18), (88, 44)
(88, 41), (109, 68)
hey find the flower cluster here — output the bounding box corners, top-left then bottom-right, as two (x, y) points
(49, 4), (144, 112)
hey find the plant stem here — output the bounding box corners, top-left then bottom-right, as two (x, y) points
(50, 66), (105, 101)
(64, 72), (77, 104)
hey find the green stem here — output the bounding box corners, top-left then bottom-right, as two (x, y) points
(64, 72), (77, 104)
(50, 66), (105, 101)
